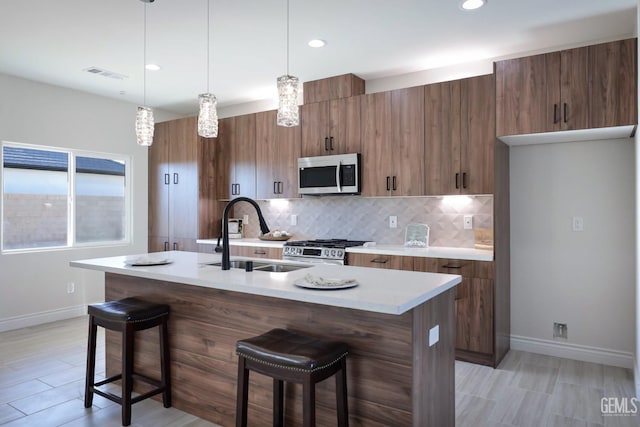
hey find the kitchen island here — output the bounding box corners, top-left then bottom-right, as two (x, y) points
(71, 251), (461, 427)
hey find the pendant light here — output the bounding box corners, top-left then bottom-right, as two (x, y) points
(198, 0), (218, 138)
(135, 0), (155, 146)
(276, 0), (299, 127)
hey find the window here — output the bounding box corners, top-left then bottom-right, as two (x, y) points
(2, 142), (130, 251)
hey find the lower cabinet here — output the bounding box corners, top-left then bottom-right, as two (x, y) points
(347, 253), (414, 270)
(350, 253), (501, 367)
(229, 245), (283, 259)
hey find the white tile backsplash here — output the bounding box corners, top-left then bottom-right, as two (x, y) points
(232, 195), (493, 247)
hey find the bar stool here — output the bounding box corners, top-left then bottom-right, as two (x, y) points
(236, 328), (349, 427)
(84, 297), (171, 426)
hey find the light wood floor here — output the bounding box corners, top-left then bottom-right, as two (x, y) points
(0, 316), (637, 427)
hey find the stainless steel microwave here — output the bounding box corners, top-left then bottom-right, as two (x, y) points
(297, 153), (361, 195)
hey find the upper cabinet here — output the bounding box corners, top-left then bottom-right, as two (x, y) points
(255, 110), (301, 199)
(300, 96), (362, 157)
(303, 73), (365, 104)
(425, 74), (495, 195)
(301, 74), (364, 157)
(215, 114), (257, 199)
(361, 86), (425, 196)
(496, 38), (637, 137)
(148, 117), (216, 252)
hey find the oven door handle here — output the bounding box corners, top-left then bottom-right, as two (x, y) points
(335, 160), (342, 193)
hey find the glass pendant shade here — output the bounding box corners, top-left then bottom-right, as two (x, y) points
(276, 74), (299, 127)
(198, 93), (218, 137)
(135, 106), (155, 146)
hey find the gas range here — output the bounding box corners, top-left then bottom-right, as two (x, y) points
(283, 239), (369, 265)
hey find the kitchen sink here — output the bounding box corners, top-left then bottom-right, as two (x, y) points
(207, 260), (311, 272)
(207, 260), (272, 269)
(254, 264), (311, 273)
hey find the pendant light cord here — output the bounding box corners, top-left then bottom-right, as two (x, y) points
(286, 0), (289, 76)
(143, 2), (147, 106)
(206, 0), (210, 92)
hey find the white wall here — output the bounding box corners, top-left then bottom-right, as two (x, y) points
(510, 138), (635, 367)
(0, 73), (179, 331)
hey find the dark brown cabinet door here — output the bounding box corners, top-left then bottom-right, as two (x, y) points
(148, 121), (170, 250)
(425, 75), (494, 196)
(256, 110), (301, 199)
(495, 52), (560, 136)
(425, 80), (461, 195)
(215, 114), (257, 199)
(456, 278), (494, 354)
(169, 117), (198, 247)
(461, 74), (495, 195)
(361, 87), (424, 196)
(361, 91), (393, 196)
(301, 97), (361, 157)
(588, 38), (637, 129)
(347, 253), (413, 270)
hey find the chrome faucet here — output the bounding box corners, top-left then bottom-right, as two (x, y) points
(221, 197), (270, 270)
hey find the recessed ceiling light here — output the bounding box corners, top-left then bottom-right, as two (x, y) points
(460, 0), (486, 10)
(308, 39), (326, 48)
(145, 64), (161, 71)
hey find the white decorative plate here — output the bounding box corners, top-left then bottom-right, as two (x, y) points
(125, 257), (173, 267)
(294, 275), (358, 290)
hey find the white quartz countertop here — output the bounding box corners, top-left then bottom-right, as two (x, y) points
(347, 245), (494, 261)
(197, 238), (286, 248)
(70, 251), (461, 315)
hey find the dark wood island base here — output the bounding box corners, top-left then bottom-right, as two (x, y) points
(104, 273), (455, 427)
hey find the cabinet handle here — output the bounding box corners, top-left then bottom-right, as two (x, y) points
(455, 173), (460, 189)
(278, 181), (283, 194)
(254, 249), (267, 255)
(231, 184), (235, 195)
(329, 136), (334, 150)
(392, 176), (397, 191)
(441, 264), (462, 269)
(462, 172), (467, 189)
(164, 174), (170, 185)
(237, 183), (240, 195)
(273, 181), (277, 194)
(553, 103), (558, 124)
(164, 241), (169, 251)
(563, 103), (568, 123)
(173, 242), (178, 250)
(371, 258), (389, 264)
(173, 173), (178, 185)
(324, 137), (329, 151)
(386, 176), (391, 191)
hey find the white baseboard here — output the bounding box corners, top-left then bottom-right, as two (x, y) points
(511, 335), (634, 369)
(0, 305), (87, 332)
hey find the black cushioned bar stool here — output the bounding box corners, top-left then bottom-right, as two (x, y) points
(236, 328), (349, 427)
(84, 297), (171, 426)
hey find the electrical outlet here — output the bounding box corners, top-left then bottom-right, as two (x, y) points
(290, 214), (297, 226)
(66, 282), (75, 294)
(243, 214), (249, 225)
(553, 322), (568, 339)
(572, 216), (584, 232)
(464, 215), (473, 230)
(389, 216), (398, 228)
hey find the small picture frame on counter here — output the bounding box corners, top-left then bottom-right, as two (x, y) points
(404, 223), (429, 248)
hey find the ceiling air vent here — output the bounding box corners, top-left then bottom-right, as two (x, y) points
(83, 67), (128, 80)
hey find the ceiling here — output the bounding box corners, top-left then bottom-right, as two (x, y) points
(0, 0), (636, 116)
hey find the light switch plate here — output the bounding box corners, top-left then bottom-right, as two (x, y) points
(464, 215), (473, 230)
(428, 325), (439, 347)
(291, 214), (297, 226)
(389, 216), (398, 229)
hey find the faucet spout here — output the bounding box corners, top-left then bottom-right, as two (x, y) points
(221, 197), (270, 270)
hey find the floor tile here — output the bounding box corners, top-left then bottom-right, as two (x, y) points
(550, 382), (605, 424)
(517, 363), (560, 394)
(558, 359), (605, 389)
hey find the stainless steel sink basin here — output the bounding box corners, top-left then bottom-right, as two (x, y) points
(207, 260), (310, 272)
(254, 264), (311, 273)
(208, 260), (272, 269)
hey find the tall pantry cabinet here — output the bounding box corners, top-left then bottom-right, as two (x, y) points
(148, 116), (217, 252)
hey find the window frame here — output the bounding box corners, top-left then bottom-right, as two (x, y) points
(1, 141), (132, 253)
